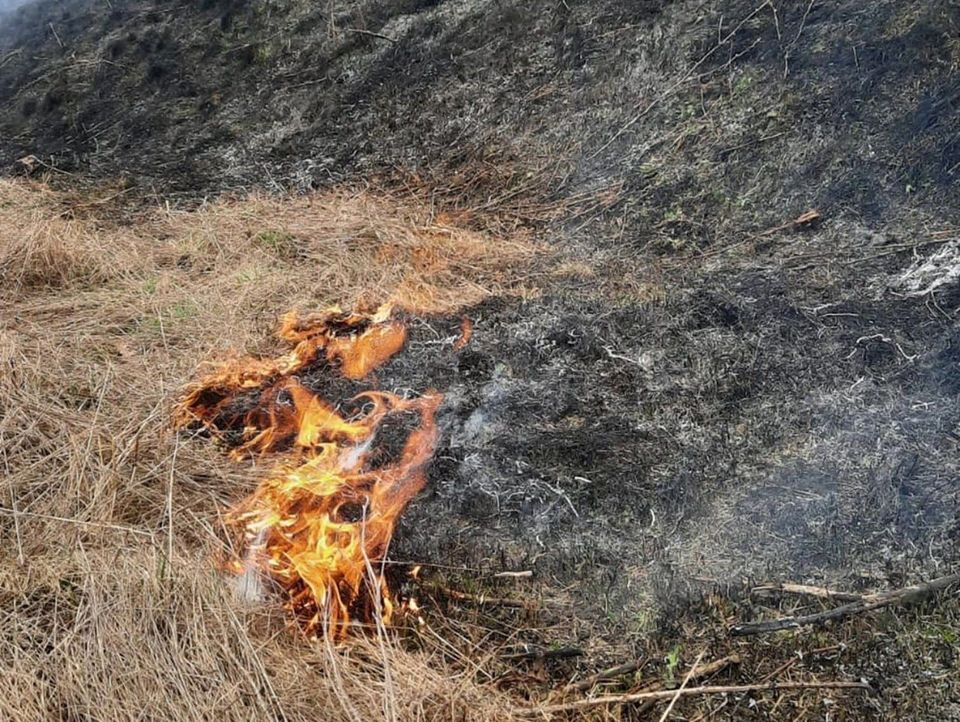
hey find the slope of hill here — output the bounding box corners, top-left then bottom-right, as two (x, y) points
(1, 1), (959, 720)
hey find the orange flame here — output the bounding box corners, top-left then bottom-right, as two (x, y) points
(175, 305), (441, 636)
(453, 316), (473, 351)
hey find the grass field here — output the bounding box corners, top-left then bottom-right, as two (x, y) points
(3, 176), (958, 722)
(0, 177), (540, 721)
(2, 0), (960, 718)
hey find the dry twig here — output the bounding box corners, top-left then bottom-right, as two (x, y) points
(732, 572), (960, 635)
(516, 680), (871, 716)
(343, 27), (397, 43)
(502, 646), (584, 662)
(752, 582), (863, 603)
(632, 655), (741, 716)
(563, 658), (646, 693)
(436, 587), (537, 610)
(493, 570), (533, 579)
(658, 651), (704, 721)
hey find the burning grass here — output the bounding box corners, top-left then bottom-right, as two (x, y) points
(0, 178), (538, 721)
(175, 305), (443, 637)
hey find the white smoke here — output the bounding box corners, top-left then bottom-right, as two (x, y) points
(231, 528), (267, 604)
(0, 0), (34, 15)
(340, 434), (376, 472)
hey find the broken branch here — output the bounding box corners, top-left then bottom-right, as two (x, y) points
(563, 658), (646, 693)
(493, 570), (533, 579)
(503, 646), (584, 662)
(731, 572), (960, 636)
(658, 651), (705, 722)
(342, 27), (396, 43)
(632, 654), (741, 716)
(752, 582), (863, 603)
(517, 680), (871, 715)
(437, 587), (536, 610)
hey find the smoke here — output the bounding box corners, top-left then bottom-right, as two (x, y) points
(232, 529), (267, 604)
(0, 0), (33, 17)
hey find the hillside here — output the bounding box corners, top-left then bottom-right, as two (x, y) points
(1, 1), (959, 720)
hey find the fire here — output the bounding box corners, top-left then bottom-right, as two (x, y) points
(453, 316), (473, 351)
(175, 304), (441, 637)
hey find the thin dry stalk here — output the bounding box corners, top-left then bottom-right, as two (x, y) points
(658, 651), (705, 722)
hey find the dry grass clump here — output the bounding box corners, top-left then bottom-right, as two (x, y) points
(0, 178), (538, 721)
(0, 180), (147, 290)
(168, 190), (542, 314)
(0, 545), (518, 722)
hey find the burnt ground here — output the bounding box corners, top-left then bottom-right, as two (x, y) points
(3, 0), (960, 719)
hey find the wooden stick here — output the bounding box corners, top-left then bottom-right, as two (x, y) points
(759, 657), (798, 684)
(503, 646), (584, 662)
(515, 680), (872, 715)
(563, 658), (646, 693)
(0, 49), (22, 69)
(752, 583), (863, 603)
(342, 27), (396, 43)
(670, 655), (740, 685)
(731, 572), (960, 636)
(493, 570), (533, 579)
(566, 654), (738, 696)
(49, 23), (64, 49)
(437, 587), (535, 609)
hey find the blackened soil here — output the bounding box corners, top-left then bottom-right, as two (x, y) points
(1, 0), (957, 228)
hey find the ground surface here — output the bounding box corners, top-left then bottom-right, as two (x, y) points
(1, 0), (959, 720)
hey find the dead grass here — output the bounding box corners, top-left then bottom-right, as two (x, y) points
(0, 178), (540, 721)
(0, 180), (144, 289)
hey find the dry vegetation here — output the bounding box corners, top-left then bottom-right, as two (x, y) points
(3, 0), (959, 717)
(0, 177), (541, 721)
(1, 163), (957, 722)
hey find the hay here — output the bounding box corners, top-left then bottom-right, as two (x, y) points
(0, 178), (537, 721)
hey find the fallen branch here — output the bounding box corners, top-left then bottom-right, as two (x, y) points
(48, 22), (64, 49)
(673, 654), (740, 683)
(502, 646), (584, 662)
(752, 582), (863, 603)
(0, 49), (22, 69)
(436, 587), (535, 610)
(343, 27), (396, 43)
(516, 680), (871, 715)
(631, 654), (740, 716)
(731, 572), (960, 636)
(563, 658), (646, 693)
(759, 657), (798, 683)
(493, 570), (533, 579)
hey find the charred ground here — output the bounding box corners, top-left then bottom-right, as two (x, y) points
(2, 0), (959, 720)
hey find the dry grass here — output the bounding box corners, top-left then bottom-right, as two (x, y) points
(0, 178), (540, 721)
